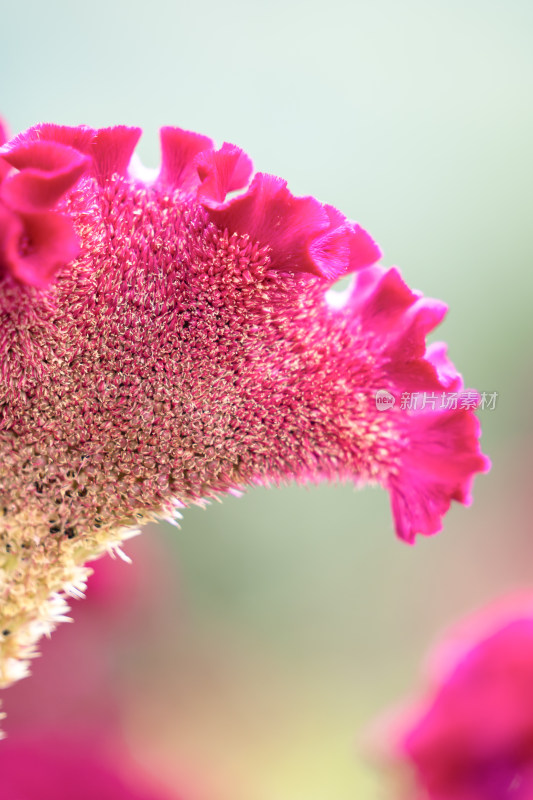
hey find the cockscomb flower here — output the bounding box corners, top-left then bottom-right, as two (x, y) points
(377, 597), (533, 800)
(0, 119), (488, 695)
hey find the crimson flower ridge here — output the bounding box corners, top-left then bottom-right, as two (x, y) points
(0, 120), (488, 691)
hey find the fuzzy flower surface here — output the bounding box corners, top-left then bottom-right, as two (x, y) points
(380, 598), (533, 800)
(0, 119), (488, 690)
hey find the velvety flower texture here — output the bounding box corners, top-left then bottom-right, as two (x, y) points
(0, 119), (488, 690)
(382, 598), (533, 800)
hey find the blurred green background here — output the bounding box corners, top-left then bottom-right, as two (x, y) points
(1, 0), (532, 797)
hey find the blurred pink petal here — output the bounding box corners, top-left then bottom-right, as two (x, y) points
(0, 733), (182, 800)
(379, 596), (533, 799)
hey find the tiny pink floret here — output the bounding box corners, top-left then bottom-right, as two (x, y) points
(0, 121), (489, 542)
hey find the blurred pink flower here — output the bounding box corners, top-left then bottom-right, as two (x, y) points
(0, 732), (181, 800)
(380, 597), (533, 800)
(1, 540), (190, 800)
(2, 535), (174, 734)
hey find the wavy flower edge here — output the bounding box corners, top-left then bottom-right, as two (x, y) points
(346, 264), (489, 543)
(0, 121), (381, 286)
(0, 122), (91, 288)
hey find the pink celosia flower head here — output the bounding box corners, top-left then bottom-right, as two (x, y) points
(0, 120), (488, 691)
(380, 597), (533, 800)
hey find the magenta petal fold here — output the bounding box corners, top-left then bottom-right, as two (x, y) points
(0, 123), (142, 184)
(0, 125), (94, 287)
(6, 210), (81, 288)
(0, 119), (488, 549)
(158, 126), (215, 191)
(0, 141), (90, 212)
(202, 171), (381, 279)
(195, 142), (253, 203)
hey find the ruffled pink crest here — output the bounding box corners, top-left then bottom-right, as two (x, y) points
(350, 267), (447, 355)
(87, 126), (142, 184)
(157, 126), (380, 280)
(381, 296), (450, 393)
(347, 267), (449, 391)
(158, 126), (214, 192)
(4, 123), (96, 154)
(0, 140), (90, 212)
(388, 409), (490, 543)
(1, 123), (141, 184)
(342, 264), (489, 541)
(196, 142), (253, 203)
(1, 209), (80, 288)
(0, 123), (142, 287)
(204, 172), (381, 280)
(310, 204), (383, 278)
(349, 267), (420, 345)
(426, 342), (463, 392)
